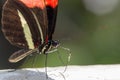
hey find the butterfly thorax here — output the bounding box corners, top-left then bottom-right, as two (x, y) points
(39, 40), (59, 54)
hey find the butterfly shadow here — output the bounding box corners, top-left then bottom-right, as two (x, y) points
(0, 69), (55, 80)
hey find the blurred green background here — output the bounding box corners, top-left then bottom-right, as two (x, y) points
(0, 0), (120, 69)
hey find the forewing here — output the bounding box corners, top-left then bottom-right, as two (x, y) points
(2, 0), (48, 49)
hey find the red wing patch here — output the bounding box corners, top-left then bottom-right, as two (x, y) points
(46, 0), (58, 8)
(19, 0), (45, 9)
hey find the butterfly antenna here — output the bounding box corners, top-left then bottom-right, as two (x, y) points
(45, 54), (48, 79)
(56, 50), (65, 65)
(59, 46), (71, 73)
(59, 72), (66, 80)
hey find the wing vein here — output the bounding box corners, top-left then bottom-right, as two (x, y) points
(30, 10), (44, 44)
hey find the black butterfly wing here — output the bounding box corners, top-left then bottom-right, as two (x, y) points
(2, 0), (48, 49)
(2, 0), (49, 62)
(46, 0), (58, 40)
(2, 0), (28, 48)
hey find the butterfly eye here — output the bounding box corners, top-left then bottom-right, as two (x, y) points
(52, 40), (59, 47)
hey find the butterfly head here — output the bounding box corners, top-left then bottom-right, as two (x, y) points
(51, 40), (59, 48)
(40, 40), (59, 54)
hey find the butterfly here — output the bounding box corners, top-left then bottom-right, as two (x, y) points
(1, 0), (59, 63)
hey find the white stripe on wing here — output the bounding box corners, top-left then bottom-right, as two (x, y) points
(17, 10), (35, 49)
(30, 10), (44, 44)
